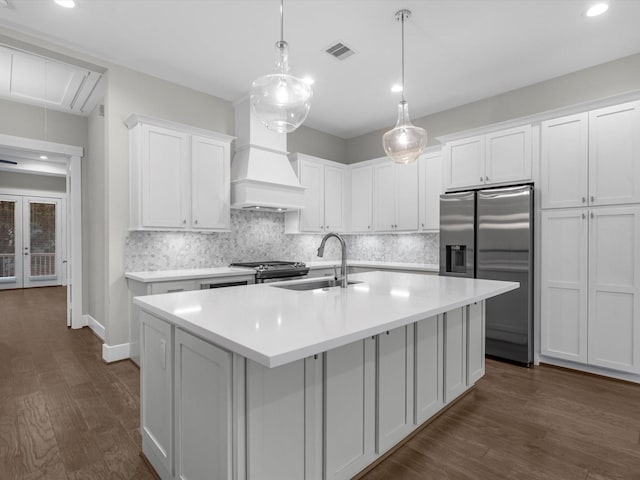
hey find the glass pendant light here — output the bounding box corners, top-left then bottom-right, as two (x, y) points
(382, 9), (427, 164)
(250, 0), (313, 133)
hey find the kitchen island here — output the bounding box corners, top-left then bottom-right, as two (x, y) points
(134, 271), (518, 480)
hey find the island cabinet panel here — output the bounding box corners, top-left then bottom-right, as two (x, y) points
(246, 359), (306, 480)
(324, 338), (376, 480)
(467, 302), (486, 385)
(443, 307), (467, 403)
(376, 325), (415, 454)
(140, 312), (174, 479)
(414, 316), (444, 424)
(174, 329), (232, 480)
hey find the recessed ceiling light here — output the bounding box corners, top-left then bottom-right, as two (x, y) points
(39, 155), (48, 160)
(303, 76), (315, 86)
(391, 84), (403, 93)
(54, 0), (76, 8)
(586, 3), (608, 17)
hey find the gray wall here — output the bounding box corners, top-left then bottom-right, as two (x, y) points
(346, 53), (640, 163)
(87, 105), (106, 329)
(288, 125), (348, 163)
(0, 171), (66, 192)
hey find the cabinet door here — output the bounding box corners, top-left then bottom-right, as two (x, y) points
(485, 125), (532, 185)
(540, 113), (589, 209)
(324, 165), (345, 232)
(376, 326), (414, 454)
(414, 316), (443, 424)
(588, 205), (640, 373)
(191, 135), (230, 230)
(350, 164), (373, 233)
(174, 329), (233, 480)
(540, 209), (588, 362)
(466, 302), (485, 385)
(589, 101), (640, 206)
(395, 161), (419, 231)
(443, 307), (467, 403)
(373, 163), (397, 232)
(246, 359), (305, 480)
(141, 124), (190, 228)
(444, 135), (485, 190)
(299, 160), (324, 233)
(140, 312), (174, 478)
(324, 338), (375, 480)
(419, 152), (442, 231)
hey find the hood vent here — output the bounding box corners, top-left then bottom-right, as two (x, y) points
(230, 97), (306, 211)
(325, 41), (356, 61)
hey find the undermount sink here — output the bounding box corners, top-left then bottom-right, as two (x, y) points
(272, 278), (362, 291)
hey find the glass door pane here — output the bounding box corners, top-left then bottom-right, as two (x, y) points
(24, 198), (61, 288)
(0, 195), (22, 290)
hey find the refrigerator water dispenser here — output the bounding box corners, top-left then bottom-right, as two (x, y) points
(446, 245), (467, 273)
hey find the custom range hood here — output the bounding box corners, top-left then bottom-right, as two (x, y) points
(230, 97), (305, 212)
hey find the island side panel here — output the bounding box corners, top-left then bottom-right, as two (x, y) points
(467, 302), (486, 384)
(443, 307), (468, 403)
(414, 314), (444, 424)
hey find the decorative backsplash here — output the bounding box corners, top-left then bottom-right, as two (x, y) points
(125, 210), (439, 272)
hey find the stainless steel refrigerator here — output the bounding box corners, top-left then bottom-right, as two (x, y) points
(439, 184), (533, 366)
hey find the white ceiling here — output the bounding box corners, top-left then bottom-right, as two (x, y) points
(0, 0), (639, 139)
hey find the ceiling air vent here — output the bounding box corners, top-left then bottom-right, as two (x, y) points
(324, 41), (356, 61)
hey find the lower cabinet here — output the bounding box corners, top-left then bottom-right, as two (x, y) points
(140, 304), (486, 480)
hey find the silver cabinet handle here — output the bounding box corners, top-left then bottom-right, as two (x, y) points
(591, 212), (594, 219)
(591, 196), (595, 202)
(24, 252), (29, 256)
(480, 177), (483, 182)
(582, 197), (586, 203)
(183, 219), (187, 224)
(194, 219), (198, 225)
(485, 176), (489, 181)
(326, 225), (329, 229)
(582, 213), (586, 219)
(367, 225), (371, 229)
(421, 223), (425, 227)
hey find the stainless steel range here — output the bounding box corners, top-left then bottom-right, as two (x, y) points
(229, 261), (310, 283)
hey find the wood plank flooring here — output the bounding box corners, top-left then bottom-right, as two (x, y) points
(2, 287), (640, 479)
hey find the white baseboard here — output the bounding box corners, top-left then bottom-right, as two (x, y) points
(102, 342), (131, 363)
(84, 314), (105, 340)
(539, 355), (640, 384)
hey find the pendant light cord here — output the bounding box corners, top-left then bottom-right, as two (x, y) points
(401, 12), (405, 103)
(280, 0), (284, 42)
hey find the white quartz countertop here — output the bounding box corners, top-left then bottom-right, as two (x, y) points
(133, 271), (518, 368)
(125, 267), (256, 283)
(306, 260), (439, 273)
(125, 261), (439, 283)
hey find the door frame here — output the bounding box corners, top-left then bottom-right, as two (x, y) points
(0, 133), (83, 329)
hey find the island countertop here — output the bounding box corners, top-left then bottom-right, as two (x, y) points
(133, 271), (518, 368)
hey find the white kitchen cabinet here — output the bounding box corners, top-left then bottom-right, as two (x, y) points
(466, 302), (485, 385)
(246, 359), (306, 480)
(350, 163), (374, 232)
(443, 307), (467, 403)
(324, 337), (375, 480)
(376, 326), (414, 454)
(174, 328), (233, 480)
(444, 125), (532, 191)
(541, 206), (640, 373)
(587, 205), (640, 373)
(414, 315), (443, 424)
(285, 153), (346, 234)
(126, 114), (234, 231)
(540, 209), (589, 362)
(140, 311), (174, 480)
(418, 151), (442, 231)
(588, 101), (640, 207)
(540, 101), (640, 209)
(540, 113), (589, 209)
(373, 160), (419, 232)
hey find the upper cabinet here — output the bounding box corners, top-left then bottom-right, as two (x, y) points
(541, 101), (640, 209)
(350, 164), (374, 233)
(418, 151), (443, 231)
(285, 153), (346, 234)
(126, 115), (234, 231)
(444, 125), (532, 191)
(373, 160), (419, 232)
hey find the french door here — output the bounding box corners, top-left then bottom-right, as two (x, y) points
(0, 194), (63, 290)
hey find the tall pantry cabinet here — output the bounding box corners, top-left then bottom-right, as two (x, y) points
(540, 100), (640, 374)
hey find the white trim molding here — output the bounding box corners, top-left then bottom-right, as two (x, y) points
(84, 314), (105, 340)
(102, 342), (131, 363)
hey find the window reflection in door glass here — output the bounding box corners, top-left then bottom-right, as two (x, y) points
(0, 200), (16, 278)
(30, 202), (56, 277)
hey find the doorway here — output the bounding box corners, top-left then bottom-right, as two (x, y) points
(0, 194), (65, 290)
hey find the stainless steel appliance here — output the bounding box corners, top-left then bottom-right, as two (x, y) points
(439, 184), (533, 366)
(229, 261), (310, 283)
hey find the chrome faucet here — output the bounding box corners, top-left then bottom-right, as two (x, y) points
(317, 232), (348, 288)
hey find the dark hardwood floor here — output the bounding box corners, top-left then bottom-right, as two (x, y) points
(2, 287), (640, 479)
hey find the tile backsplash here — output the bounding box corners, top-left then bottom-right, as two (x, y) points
(125, 210), (439, 272)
